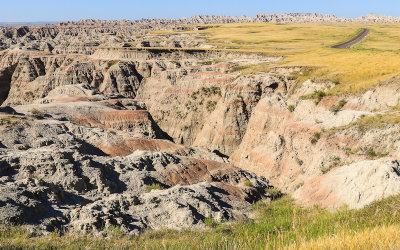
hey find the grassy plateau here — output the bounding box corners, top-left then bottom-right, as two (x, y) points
(154, 22), (400, 94)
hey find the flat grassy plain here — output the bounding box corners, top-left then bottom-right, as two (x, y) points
(155, 23), (400, 94)
(2, 195), (400, 249)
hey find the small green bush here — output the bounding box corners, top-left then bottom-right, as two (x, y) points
(106, 60), (119, 69)
(296, 157), (304, 166)
(288, 105), (296, 112)
(145, 183), (164, 192)
(28, 109), (45, 119)
(321, 165), (334, 174)
(244, 181), (254, 187)
(295, 181), (304, 190)
(300, 90), (326, 105)
(265, 188), (283, 200)
(25, 91), (34, 98)
(310, 132), (321, 144)
(201, 86), (222, 97)
(330, 99), (347, 113)
(206, 101), (217, 112)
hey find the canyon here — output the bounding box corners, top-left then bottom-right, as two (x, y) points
(1, 15), (400, 236)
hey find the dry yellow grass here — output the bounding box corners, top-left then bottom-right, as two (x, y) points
(287, 225), (400, 250)
(153, 23), (400, 94)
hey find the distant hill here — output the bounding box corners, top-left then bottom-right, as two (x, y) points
(0, 21), (58, 27)
(2, 13), (400, 28)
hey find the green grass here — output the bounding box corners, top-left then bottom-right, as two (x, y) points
(3, 195), (400, 249)
(300, 90), (327, 105)
(145, 183), (164, 192)
(204, 217), (219, 228)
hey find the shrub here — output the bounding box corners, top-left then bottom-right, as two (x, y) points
(288, 105), (296, 112)
(106, 60), (119, 69)
(145, 183), (164, 192)
(345, 147), (355, 156)
(321, 165), (333, 174)
(296, 157), (304, 166)
(206, 101), (217, 112)
(191, 91), (199, 100)
(310, 132), (321, 144)
(210, 86), (222, 96)
(265, 188), (283, 200)
(367, 148), (377, 158)
(28, 109), (45, 119)
(25, 91), (34, 98)
(329, 99), (347, 113)
(364, 148), (389, 159)
(244, 181), (254, 187)
(201, 86), (222, 97)
(295, 181), (304, 190)
(301, 90), (326, 105)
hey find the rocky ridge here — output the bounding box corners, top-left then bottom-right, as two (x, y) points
(58, 13), (400, 27)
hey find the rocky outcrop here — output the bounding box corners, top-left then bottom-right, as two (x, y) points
(229, 76), (400, 195)
(0, 53), (147, 105)
(293, 159), (400, 209)
(0, 97), (272, 235)
(55, 14), (400, 28)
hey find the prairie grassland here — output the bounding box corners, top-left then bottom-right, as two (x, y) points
(288, 225), (400, 250)
(154, 23), (400, 94)
(2, 195), (400, 249)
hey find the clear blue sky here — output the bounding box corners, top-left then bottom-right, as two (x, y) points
(3, 0), (400, 22)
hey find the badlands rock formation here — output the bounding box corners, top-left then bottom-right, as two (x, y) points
(0, 98), (272, 235)
(2, 15), (400, 234)
(56, 13), (400, 27)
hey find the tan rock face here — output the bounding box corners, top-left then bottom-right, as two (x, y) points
(0, 54), (145, 105)
(293, 159), (400, 209)
(230, 80), (400, 194)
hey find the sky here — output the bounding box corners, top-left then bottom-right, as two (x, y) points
(2, 0), (400, 22)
